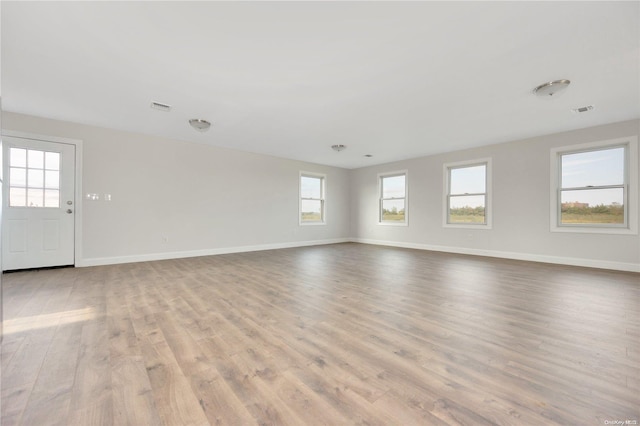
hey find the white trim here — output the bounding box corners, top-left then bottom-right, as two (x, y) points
(350, 238), (640, 273)
(81, 238), (350, 267)
(81, 236), (639, 272)
(1, 130), (84, 268)
(378, 169), (408, 226)
(550, 136), (638, 235)
(2, 130), (82, 146)
(299, 171), (326, 226)
(443, 157), (492, 229)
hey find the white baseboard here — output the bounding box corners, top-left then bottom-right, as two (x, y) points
(350, 238), (640, 273)
(78, 236), (638, 273)
(79, 238), (350, 267)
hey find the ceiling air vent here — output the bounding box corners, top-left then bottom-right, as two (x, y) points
(572, 105), (594, 114)
(150, 101), (171, 112)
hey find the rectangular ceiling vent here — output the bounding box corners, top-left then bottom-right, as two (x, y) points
(150, 101), (171, 112)
(571, 105), (594, 114)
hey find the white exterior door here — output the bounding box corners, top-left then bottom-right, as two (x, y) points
(2, 136), (76, 270)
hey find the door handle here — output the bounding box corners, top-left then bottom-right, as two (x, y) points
(66, 209), (73, 214)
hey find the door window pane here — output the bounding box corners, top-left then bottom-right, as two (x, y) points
(45, 170), (60, 189)
(28, 169), (44, 188)
(9, 147), (61, 208)
(28, 150), (44, 169)
(10, 187), (27, 207)
(45, 152), (60, 170)
(44, 190), (61, 208)
(10, 168), (26, 186)
(10, 148), (26, 168)
(28, 188), (44, 207)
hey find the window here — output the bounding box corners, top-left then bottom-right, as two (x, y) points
(551, 138), (638, 234)
(9, 147), (61, 208)
(379, 172), (407, 224)
(300, 173), (325, 224)
(444, 159), (491, 228)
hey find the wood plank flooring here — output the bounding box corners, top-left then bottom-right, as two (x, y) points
(1, 243), (638, 425)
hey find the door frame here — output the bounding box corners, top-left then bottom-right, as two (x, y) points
(2, 130), (84, 267)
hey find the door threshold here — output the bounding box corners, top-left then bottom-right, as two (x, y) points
(3, 265), (75, 273)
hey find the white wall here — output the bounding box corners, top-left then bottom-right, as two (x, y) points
(350, 119), (640, 272)
(3, 112), (639, 271)
(2, 112), (351, 266)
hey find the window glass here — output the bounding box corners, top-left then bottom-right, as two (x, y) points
(561, 188), (623, 225)
(45, 170), (60, 189)
(382, 175), (405, 198)
(45, 152), (60, 171)
(10, 148), (27, 168)
(561, 147), (624, 188)
(447, 163), (487, 225)
(301, 176), (322, 199)
(9, 148), (61, 208)
(300, 174), (325, 223)
(10, 168), (26, 187)
(559, 146), (626, 226)
(28, 188), (44, 207)
(380, 174), (406, 223)
(28, 150), (45, 169)
(450, 165), (486, 194)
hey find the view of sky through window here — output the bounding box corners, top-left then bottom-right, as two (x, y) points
(380, 174), (406, 222)
(449, 165), (486, 209)
(301, 176), (321, 199)
(300, 175), (323, 222)
(382, 175), (405, 198)
(561, 147), (624, 206)
(450, 165), (485, 195)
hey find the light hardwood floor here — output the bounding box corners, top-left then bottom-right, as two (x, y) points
(1, 243), (638, 425)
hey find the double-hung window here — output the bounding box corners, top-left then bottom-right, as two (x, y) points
(444, 159), (492, 228)
(379, 172), (407, 225)
(300, 173), (325, 224)
(551, 138), (638, 234)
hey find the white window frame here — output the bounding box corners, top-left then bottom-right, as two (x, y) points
(550, 137), (638, 235)
(378, 170), (408, 226)
(299, 172), (326, 226)
(443, 158), (492, 229)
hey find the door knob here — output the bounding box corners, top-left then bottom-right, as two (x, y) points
(66, 209), (73, 214)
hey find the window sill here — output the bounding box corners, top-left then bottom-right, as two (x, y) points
(551, 225), (637, 235)
(300, 222), (326, 226)
(378, 221), (408, 227)
(443, 223), (492, 230)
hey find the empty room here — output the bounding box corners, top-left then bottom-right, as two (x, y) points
(1, 1), (638, 425)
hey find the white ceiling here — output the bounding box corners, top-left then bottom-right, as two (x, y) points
(2, 1), (639, 169)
